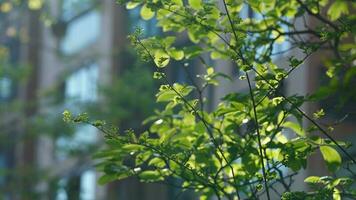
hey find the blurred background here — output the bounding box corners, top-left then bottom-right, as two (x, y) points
(0, 0), (355, 200)
(0, 0), (185, 199)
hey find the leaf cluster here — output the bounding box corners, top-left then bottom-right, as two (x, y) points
(66, 0), (356, 199)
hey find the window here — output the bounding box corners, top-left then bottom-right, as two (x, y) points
(55, 169), (96, 200)
(0, 36), (19, 102)
(239, 3), (252, 19)
(56, 125), (97, 160)
(61, 0), (96, 21)
(56, 63), (99, 160)
(0, 153), (5, 184)
(271, 22), (291, 59)
(79, 170), (96, 200)
(0, 77), (12, 101)
(60, 11), (100, 55)
(55, 176), (80, 200)
(65, 63), (98, 103)
(56, 178), (68, 200)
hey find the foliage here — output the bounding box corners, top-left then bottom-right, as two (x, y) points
(1, 1), (160, 198)
(65, 0), (356, 199)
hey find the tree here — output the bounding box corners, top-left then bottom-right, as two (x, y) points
(64, 0), (356, 199)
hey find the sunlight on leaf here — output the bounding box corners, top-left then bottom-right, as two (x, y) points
(327, 1), (348, 21)
(28, 0), (43, 10)
(126, 2), (140, 10)
(188, 0), (203, 10)
(154, 50), (170, 67)
(140, 4), (154, 20)
(320, 146), (342, 172)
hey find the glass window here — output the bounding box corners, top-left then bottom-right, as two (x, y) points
(56, 125), (98, 161)
(56, 63), (99, 160)
(0, 77), (12, 100)
(65, 63), (98, 103)
(56, 178), (68, 200)
(55, 176), (81, 200)
(61, 0), (96, 21)
(271, 22), (291, 59)
(55, 170), (96, 200)
(239, 3), (250, 19)
(0, 153), (5, 184)
(80, 170), (96, 200)
(60, 11), (100, 55)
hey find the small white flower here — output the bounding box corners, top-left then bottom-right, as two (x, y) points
(242, 118), (249, 124)
(155, 119), (163, 125)
(133, 167), (141, 172)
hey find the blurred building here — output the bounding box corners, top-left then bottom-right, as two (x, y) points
(0, 0), (175, 199)
(0, 1), (355, 200)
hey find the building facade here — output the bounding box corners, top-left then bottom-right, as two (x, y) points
(0, 0), (173, 199)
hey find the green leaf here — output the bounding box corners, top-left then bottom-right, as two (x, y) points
(148, 157), (166, 168)
(184, 46), (203, 59)
(162, 36), (176, 47)
(139, 170), (164, 182)
(282, 121), (305, 137)
(156, 89), (176, 102)
(188, 0), (203, 10)
(126, 2), (140, 9)
(173, 83), (194, 96)
(140, 4), (155, 20)
(327, 1), (348, 21)
(289, 56), (302, 68)
(28, 0), (44, 10)
(320, 146), (342, 172)
(277, 111), (285, 124)
(313, 109), (325, 119)
(207, 67), (214, 75)
(167, 48), (184, 60)
(154, 50), (170, 67)
(122, 144), (144, 151)
(172, 0), (183, 6)
(333, 188), (341, 200)
(159, 128), (176, 144)
(281, 191), (308, 200)
(304, 176), (321, 184)
(136, 151), (152, 165)
(187, 27), (200, 43)
(62, 110), (72, 122)
(98, 174), (117, 185)
(210, 51), (224, 60)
